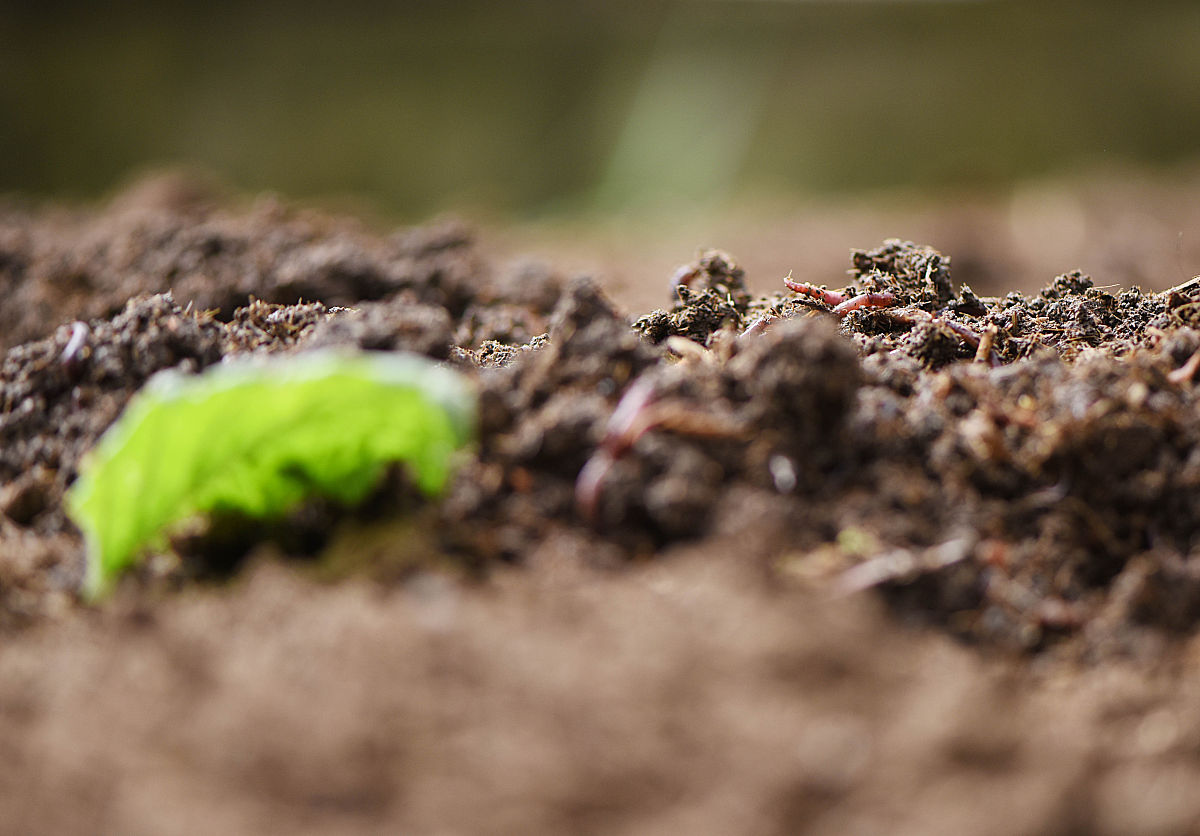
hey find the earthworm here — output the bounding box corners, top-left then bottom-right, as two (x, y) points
(739, 313), (778, 340)
(783, 278), (847, 308)
(1168, 349), (1200, 385)
(927, 316), (1001, 365)
(576, 378), (658, 522)
(876, 306), (997, 363)
(60, 321), (90, 378)
(575, 449), (616, 524)
(575, 377), (745, 523)
(602, 377), (657, 457)
(831, 292), (898, 317)
(936, 318), (981, 349)
(664, 336), (711, 362)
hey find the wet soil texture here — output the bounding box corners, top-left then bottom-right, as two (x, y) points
(5, 179), (1200, 834)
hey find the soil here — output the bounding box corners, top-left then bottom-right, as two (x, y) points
(5, 176), (1200, 834)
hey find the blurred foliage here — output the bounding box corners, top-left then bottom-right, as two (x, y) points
(2, 0), (1200, 218)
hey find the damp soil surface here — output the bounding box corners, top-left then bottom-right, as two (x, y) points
(6, 178), (1200, 834)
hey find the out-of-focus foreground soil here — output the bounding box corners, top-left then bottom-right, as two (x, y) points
(5, 173), (1200, 835)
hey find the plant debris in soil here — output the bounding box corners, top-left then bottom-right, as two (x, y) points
(5, 181), (1200, 663)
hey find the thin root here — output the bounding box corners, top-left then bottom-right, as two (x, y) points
(974, 324), (1001, 367)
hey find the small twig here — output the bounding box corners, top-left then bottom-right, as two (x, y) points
(974, 324), (999, 366)
(1162, 276), (1200, 298)
(832, 535), (975, 597)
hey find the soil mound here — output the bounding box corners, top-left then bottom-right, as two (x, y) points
(6, 183), (1200, 833)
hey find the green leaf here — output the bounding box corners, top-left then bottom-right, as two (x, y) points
(66, 350), (475, 599)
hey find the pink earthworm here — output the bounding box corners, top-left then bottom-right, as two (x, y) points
(935, 317), (981, 348)
(783, 278), (847, 308)
(739, 313), (778, 340)
(831, 292), (898, 317)
(575, 378), (658, 522)
(60, 321), (90, 378)
(575, 377), (744, 523)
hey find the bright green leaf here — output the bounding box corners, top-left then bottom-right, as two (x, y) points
(66, 350), (476, 599)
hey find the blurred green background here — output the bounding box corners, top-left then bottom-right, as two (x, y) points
(3, 0), (1200, 221)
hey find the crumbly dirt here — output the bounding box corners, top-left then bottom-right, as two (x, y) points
(6, 178), (1200, 833)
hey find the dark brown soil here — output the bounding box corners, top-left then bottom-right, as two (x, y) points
(5, 177), (1200, 834)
